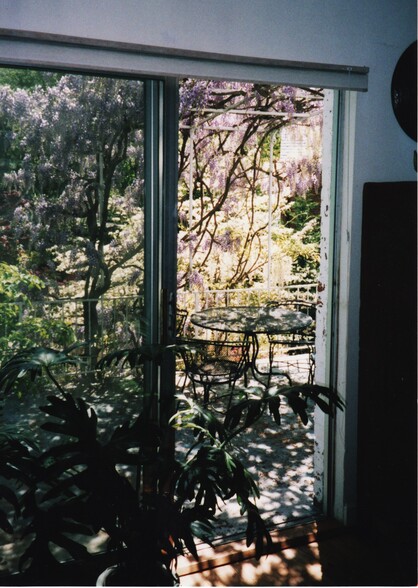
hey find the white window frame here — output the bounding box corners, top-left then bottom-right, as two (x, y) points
(0, 29), (368, 90)
(315, 89), (358, 524)
(0, 31), (365, 525)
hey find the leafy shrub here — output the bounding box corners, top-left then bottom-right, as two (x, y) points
(0, 263), (75, 362)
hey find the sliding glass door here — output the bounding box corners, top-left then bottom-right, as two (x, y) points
(0, 69), (178, 411)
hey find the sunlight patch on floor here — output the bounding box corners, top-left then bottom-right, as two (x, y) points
(180, 542), (324, 586)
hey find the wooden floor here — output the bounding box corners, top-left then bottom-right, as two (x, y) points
(0, 519), (415, 586)
(177, 520), (416, 586)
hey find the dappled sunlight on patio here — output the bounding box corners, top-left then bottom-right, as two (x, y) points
(1, 358), (319, 575)
(176, 370), (319, 544)
(179, 541), (323, 586)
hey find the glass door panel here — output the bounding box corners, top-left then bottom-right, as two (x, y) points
(0, 71), (145, 362)
(0, 70), (178, 571)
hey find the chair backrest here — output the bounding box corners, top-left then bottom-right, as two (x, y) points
(267, 299), (316, 340)
(268, 298), (316, 318)
(291, 300), (316, 321)
(179, 337), (249, 379)
(176, 308), (188, 337)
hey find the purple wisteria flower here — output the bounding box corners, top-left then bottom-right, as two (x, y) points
(188, 270), (204, 288)
(216, 230), (240, 253)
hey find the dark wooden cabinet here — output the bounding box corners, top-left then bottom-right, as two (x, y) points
(358, 182), (417, 582)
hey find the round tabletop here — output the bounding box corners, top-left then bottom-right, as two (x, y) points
(190, 305), (312, 335)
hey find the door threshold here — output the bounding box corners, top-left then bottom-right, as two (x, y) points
(177, 518), (344, 578)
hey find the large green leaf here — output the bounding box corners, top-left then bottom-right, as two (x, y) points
(0, 510), (13, 534)
(0, 347), (82, 395)
(40, 393), (97, 442)
(97, 343), (175, 371)
(0, 484), (20, 513)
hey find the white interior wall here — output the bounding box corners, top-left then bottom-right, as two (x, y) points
(1, 0), (415, 180)
(0, 0), (416, 523)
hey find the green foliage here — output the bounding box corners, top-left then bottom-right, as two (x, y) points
(0, 317), (75, 356)
(0, 68), (60, 90)
(274, 225), (320, 284)
(0, 263), (75, 362)
(0, 346), (82, 396)
(0, 344), (343, 581)
(177, 81), (323, 292)
(257, 131), (282, 160)
(0, 73), (146, 358)
(283, 192), (321, 237)
(0, 263), (43, 349)
(0, 73), (323, 368)
(0, 262), (43, 303)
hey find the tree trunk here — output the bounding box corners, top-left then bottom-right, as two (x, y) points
(83, 298), (100, 369)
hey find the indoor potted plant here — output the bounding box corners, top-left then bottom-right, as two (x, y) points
(0, 344), (342, 585)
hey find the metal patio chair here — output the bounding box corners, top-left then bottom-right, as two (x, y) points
(175, 308), (189, 339)
(264, 299), (316, 384)
(179, 336), (250, 408)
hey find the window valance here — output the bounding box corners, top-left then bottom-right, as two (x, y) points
(0, 29), (368, 91)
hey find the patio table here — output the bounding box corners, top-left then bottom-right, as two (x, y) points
(190, 305), (312, 385)
(190, 305), (312, 335)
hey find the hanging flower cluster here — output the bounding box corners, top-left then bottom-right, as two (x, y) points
(177, 80), (323, 290)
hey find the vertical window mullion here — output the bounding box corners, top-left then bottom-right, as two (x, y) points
(143, 79), (164, 420)
(144, 79), (163, 347)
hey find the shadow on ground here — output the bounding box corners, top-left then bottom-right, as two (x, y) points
(1, 364), (318, 574)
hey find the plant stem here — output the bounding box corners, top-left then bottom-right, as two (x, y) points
(45, 367), (66, 396)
